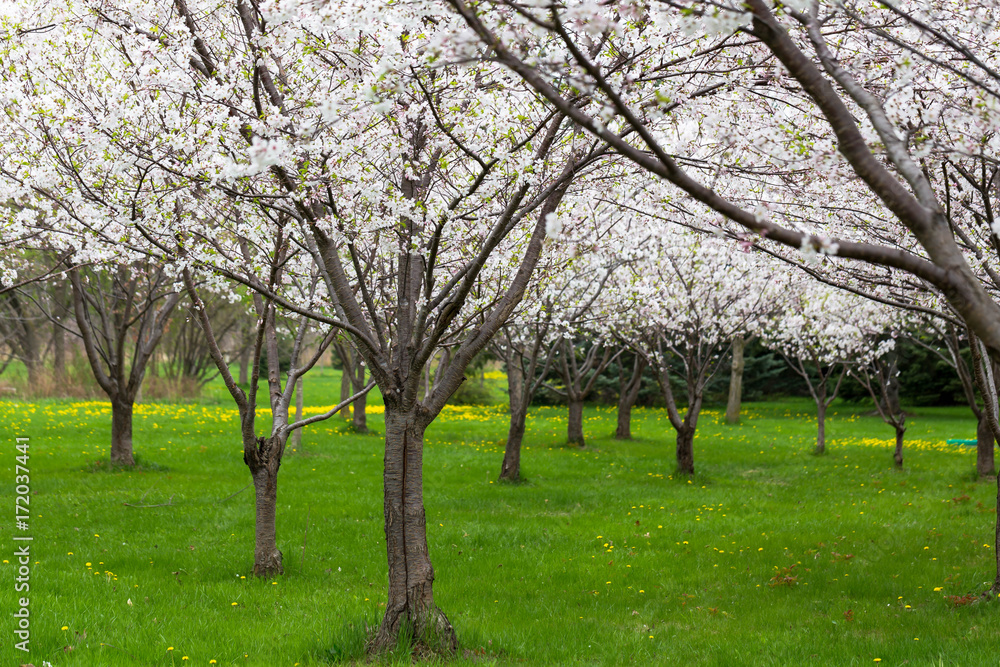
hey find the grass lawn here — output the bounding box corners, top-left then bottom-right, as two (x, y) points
(2, 367), (999, 665)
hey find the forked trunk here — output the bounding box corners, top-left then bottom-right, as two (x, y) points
(676, 426), (694, 475)
(725, 335), (745, 424)
(615, 357), (645, 440)
(815, 400), (827, 455)
(977, 413), (995, 478)
(567, 398), (585, 446)
(246, 435), (284, 577)
(110, 396), (135, 466)
(893, 425), (905, 468)
(373, 407), (455, 654)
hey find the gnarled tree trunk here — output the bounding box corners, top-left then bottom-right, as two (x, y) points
(676, 426), (695, 475)
(110, 395), (135, 466)
(500, 362), (526, 481)
(373, 407), (456, 652)
(245, 435), (285, 576)
(567, 397), (585, 446)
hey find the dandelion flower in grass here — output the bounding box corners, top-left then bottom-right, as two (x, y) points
(232, 602), (238, 606)
(210, 661), (217, 664)
(61, 626), (68, 631)
(167, 647), (173, 651)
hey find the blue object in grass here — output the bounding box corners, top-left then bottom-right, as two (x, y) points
(946, 438), (978, 446)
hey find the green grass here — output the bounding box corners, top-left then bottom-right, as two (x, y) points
(2, 372), (999, 665)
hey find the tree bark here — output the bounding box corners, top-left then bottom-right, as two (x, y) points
(246, 435), (284, 577)
(499, 361), (526, 481)
(374, 407), (455, 652)
(567, 397), (585, 446)
(500, 408), (527, 482)
(978, 413), (996, 478)
(353, 366), (368, 433)
(725, 335), (745, 424)
(676, 426), (695, 475)
(615, 356), (646, 440)
(110, 396), (135, 466)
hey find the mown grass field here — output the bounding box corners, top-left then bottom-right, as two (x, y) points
(3, 367), (1000, 665)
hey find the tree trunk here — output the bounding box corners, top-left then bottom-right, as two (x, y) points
(615, 356), (646, 440)
(110, 396), (135, 466)
(567, 397), (585, 446)
(880, 350), (902, 416)
(978, 413), (996, 478)
(725, 335), (745, 424)
(676, 426), (695, 475)
(373, 407), (455, 654)
(499, 362), (525, 481)
(291, 377), (303, 450)
(246, 435), (284, 577)
(500, 408), (527, 482)
(815, 399), (827, 455)
(615, 397), (634, 441)
(238, 346), (251, 386)
(53, 284), (66, 386)
(893, 424), (905, 468)
(353, 368), (368, 434)
(339, 364), (352, 418)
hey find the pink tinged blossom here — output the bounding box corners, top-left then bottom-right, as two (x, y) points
(248, 136), (285, 172)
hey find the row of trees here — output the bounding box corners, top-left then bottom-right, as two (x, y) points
(1, 0), (1000, 654)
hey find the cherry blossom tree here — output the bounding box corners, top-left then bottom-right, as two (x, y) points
(613, 226), (784, 473)
(759, 281), (897, 454)
(0, 0), (613, 651)
(182, 236), (370, 576)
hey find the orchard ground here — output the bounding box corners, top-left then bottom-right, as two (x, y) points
(2, 368), (999, 666)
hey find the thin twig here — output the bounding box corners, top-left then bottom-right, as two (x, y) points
(216, 483), (251, 504)
(123, 494), (174, 508)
